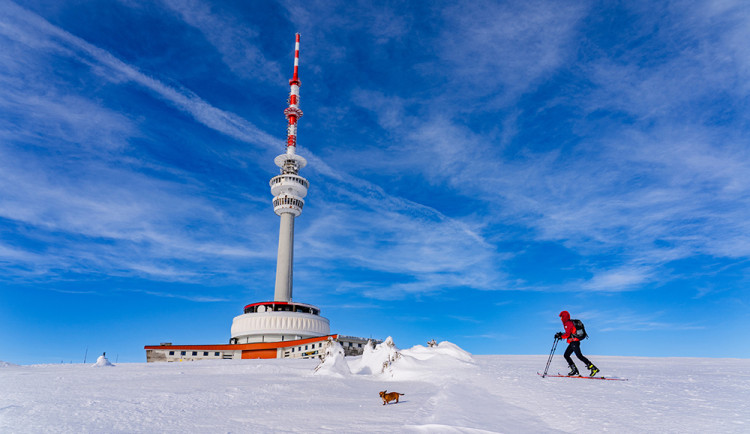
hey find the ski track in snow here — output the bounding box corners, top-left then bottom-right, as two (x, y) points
(1, 353), (749, 433)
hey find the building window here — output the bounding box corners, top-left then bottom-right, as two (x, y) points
(215, 352), (220, 356)
(181, 351), (186, 356)
(169, 351), (175, 355)
(305, 345), (308, 350)
(292, 348), (295, 352)
(192, 351), (198, 356)
(203, 352), (209, 356)
(358, 343), (362, 348)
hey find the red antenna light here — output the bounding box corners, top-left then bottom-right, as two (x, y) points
(284, 33), (303, 149)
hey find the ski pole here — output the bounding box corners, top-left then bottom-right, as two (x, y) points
(542, 337), (560, 377)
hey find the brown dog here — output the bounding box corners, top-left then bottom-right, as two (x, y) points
(379, 390), (404, 405)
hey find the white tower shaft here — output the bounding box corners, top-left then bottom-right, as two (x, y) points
(274, 213), (295, 302)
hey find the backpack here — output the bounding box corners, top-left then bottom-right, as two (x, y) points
(571, 319), (588, 340)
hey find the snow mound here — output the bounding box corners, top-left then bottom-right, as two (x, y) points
(344, 337), (473, 381)
(348, 336), (401, 375)
(402, 341), (473, 362)
(1, 360), (18, 368)
(313, 340), (350, 377)
(93, 355), (114, 367)
(388, 341), (475, 381)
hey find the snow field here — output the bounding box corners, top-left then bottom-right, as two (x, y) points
(1, 341), (748, 433)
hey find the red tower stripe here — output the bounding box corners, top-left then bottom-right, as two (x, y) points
(287, 34), (301, 148)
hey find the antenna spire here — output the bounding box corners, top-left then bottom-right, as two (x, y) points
(284, 33), (303, 151)
(291, 33), (300, 84)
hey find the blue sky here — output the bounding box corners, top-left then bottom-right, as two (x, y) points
(1, 0), (749, 364)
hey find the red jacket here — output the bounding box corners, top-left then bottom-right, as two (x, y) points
(559, 311), (579, 343)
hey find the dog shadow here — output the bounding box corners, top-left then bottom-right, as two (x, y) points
(381, 399), (408, 405)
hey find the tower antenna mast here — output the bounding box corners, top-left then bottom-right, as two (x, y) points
(284, 33), (303, 151)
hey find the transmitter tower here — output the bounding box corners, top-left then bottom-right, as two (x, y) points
(229, 34), (330, 345)
(144, 35), (379, 362)
(271, 33), (307, 302)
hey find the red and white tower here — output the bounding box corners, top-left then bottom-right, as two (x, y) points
(144, 35), (380, 357)
(229, 34), (329, 345)
(271, 33), (308, 302)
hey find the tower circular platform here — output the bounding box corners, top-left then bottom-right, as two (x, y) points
(230, 301), (330, 344)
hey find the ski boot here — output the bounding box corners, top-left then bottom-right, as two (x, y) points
(567, 365), (579, 376)
(588, 364), (599, 377)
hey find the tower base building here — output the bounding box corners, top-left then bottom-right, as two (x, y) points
(144, 334), (374, 362)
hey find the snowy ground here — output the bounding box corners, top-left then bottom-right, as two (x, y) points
(1, 341), (749, 433)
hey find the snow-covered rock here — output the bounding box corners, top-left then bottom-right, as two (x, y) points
(348, 336), (401, 376)
(93, 354), (114, 367)
(313, 339), (350, 377)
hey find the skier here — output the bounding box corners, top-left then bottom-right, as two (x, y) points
(555, 310), (599, 377)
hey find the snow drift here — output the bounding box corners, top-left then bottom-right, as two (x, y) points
(387, 340), (475, 381)
(2, 344), (748, 433)
(321, 336), (474, 381)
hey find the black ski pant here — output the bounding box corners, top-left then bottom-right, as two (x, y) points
(563, 340), (591, 367)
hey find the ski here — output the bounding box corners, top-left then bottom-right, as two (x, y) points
(537, 372), (628, 381)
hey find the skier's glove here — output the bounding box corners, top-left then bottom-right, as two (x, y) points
(554, 332), (563, 339)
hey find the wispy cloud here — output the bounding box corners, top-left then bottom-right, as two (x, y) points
(0, 3), (283, 283)
(437, 0), (587, 105)
(578, 309), (705, 332)
(158, 0), (283, 82)
(4, 0), (750, 302)
(274, 0), (750, 297)
(2, 0), (749, 361)
(581, 266), (655, 292)
(0, 2), (505, 298)
(117, 288), (230, 302)
(338, 2), (750, 293)
(1, 2), (280, 150)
